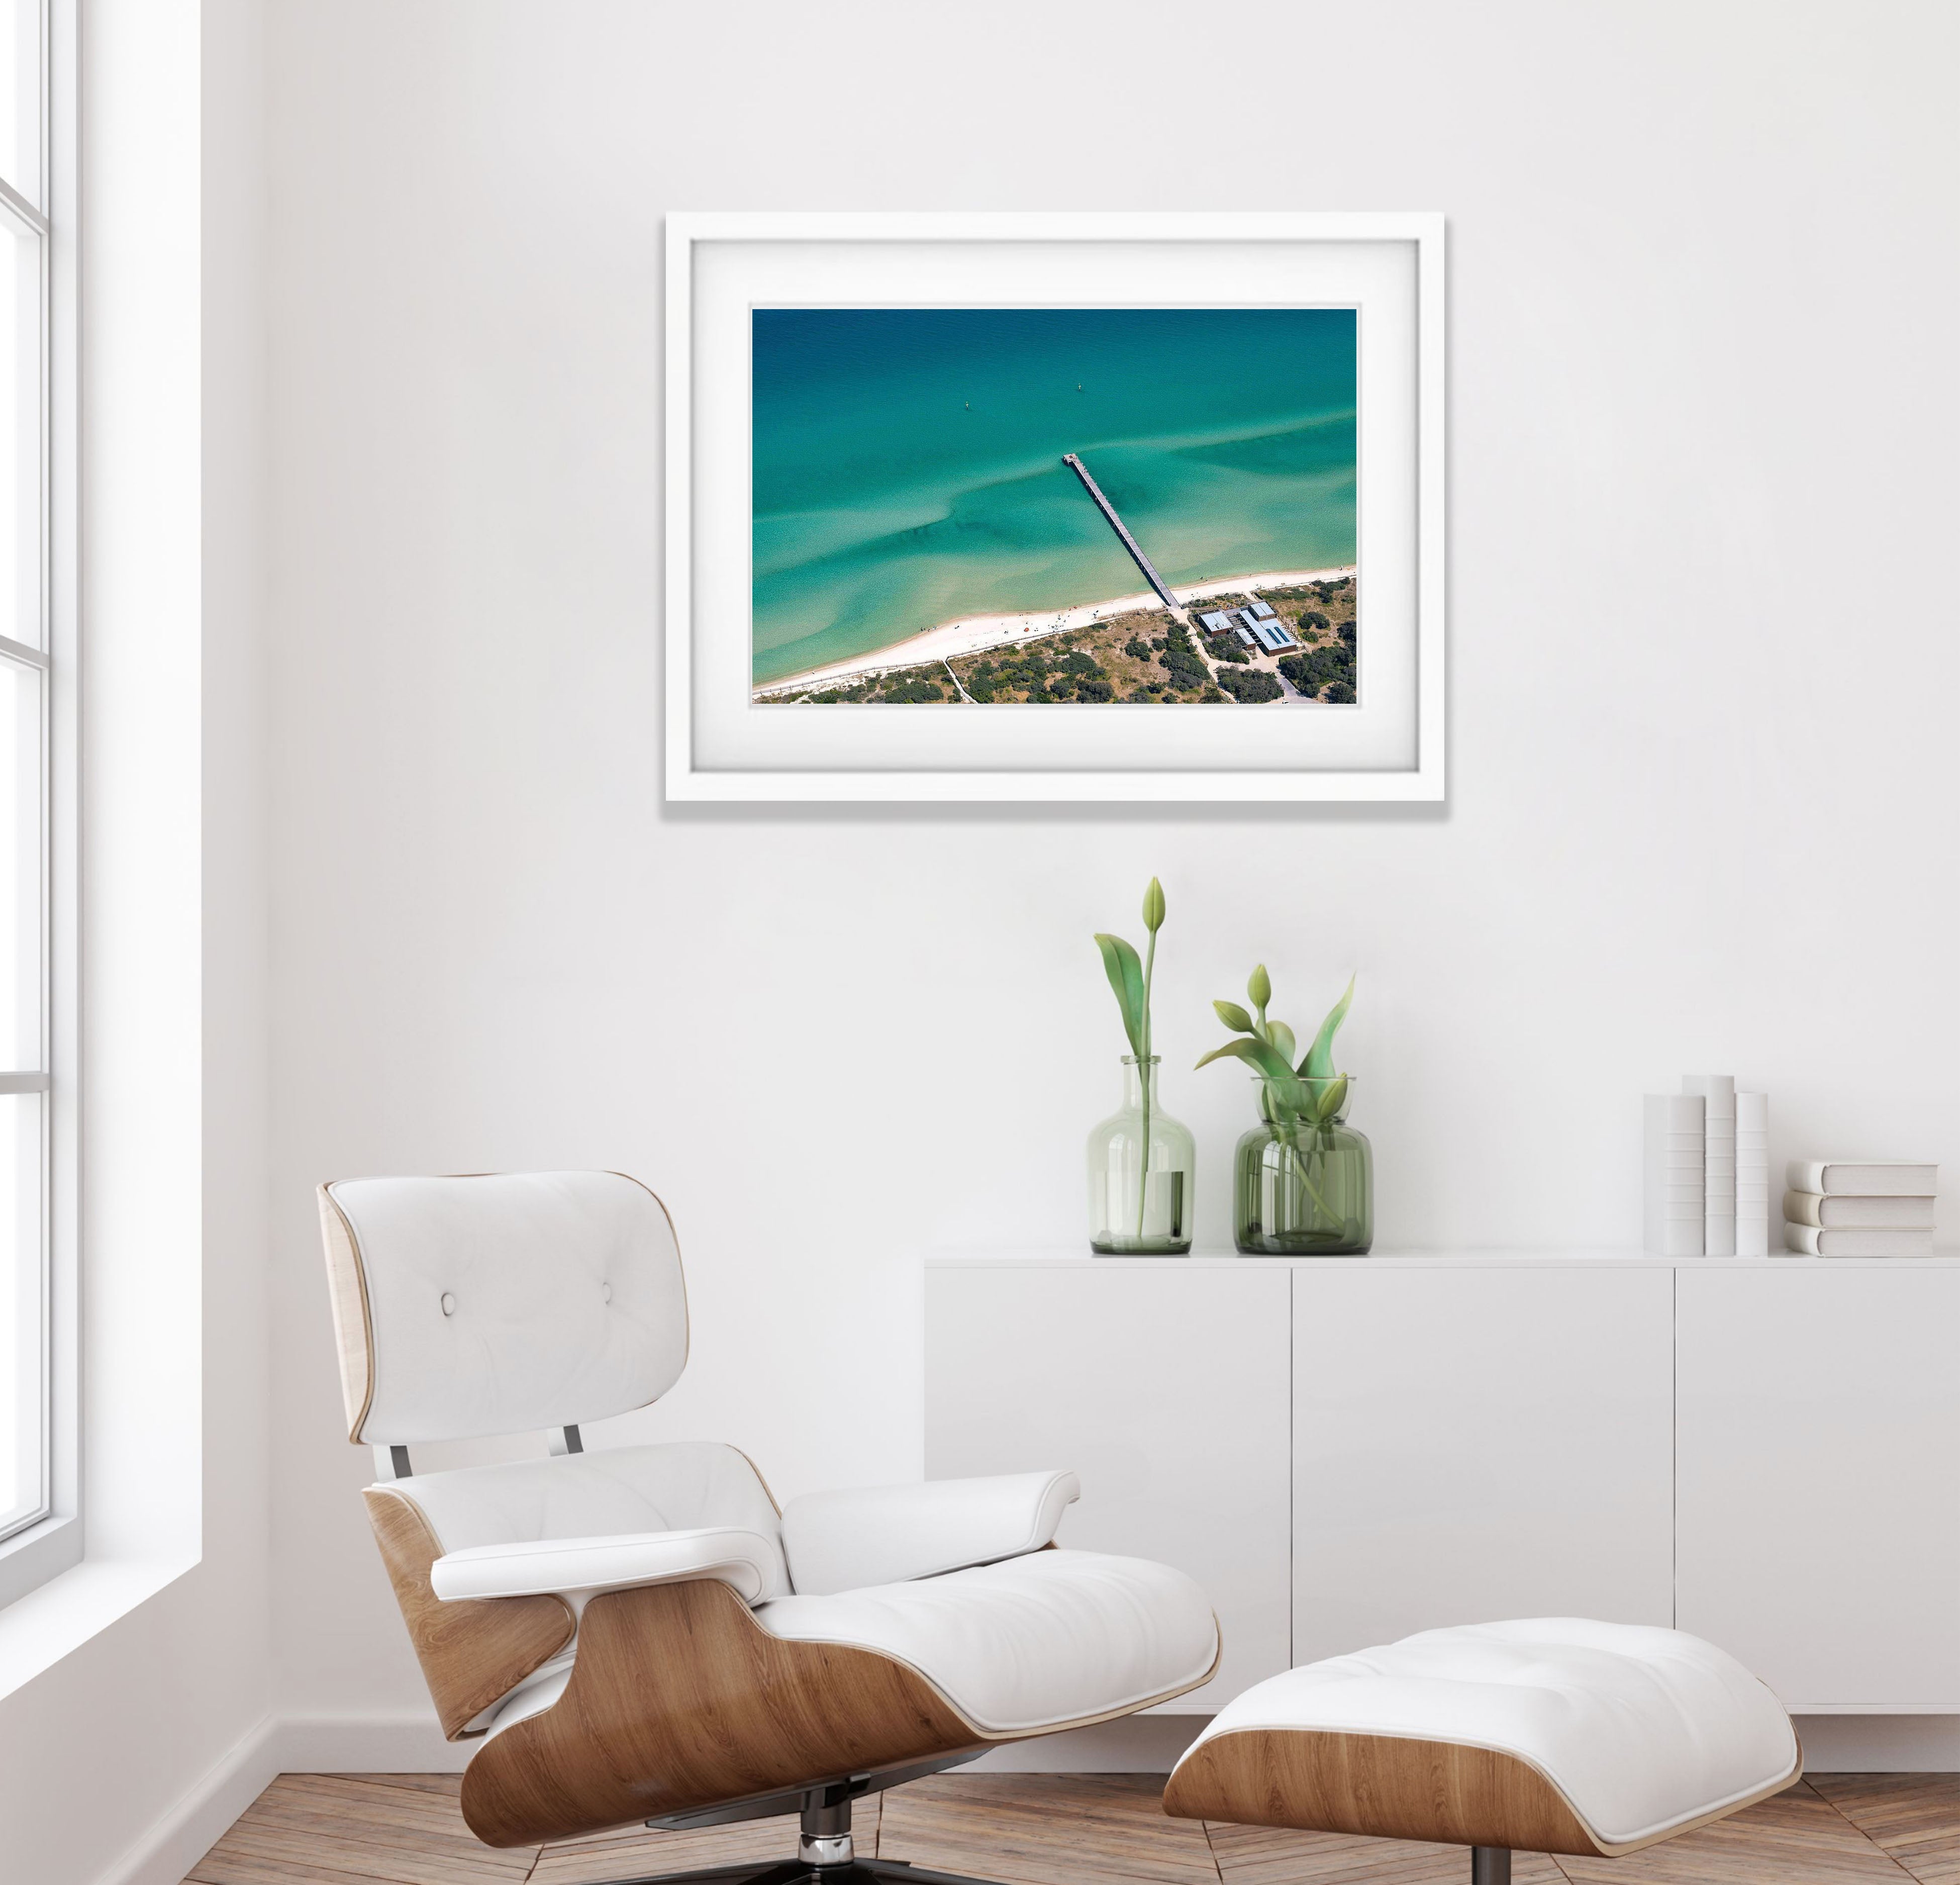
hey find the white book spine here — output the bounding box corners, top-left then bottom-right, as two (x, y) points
(1735, 1091), (1769, 1257)
(1784, 1189), (1937, 1230)
(1685, 1076), (1736, 1257)
(1786, 1159), (1940, 1197)
(1645, 1093), (1705, 1257)
(1785, 1221), (1936, 1258)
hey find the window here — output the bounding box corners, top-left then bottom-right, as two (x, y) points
(0, 0), (57, 1560)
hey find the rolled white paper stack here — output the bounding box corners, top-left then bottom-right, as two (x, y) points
(1644, 1093), (1706, 1257)
(1686, 1075), (1736, 1257)
(1735, 1091), (1770, 1256)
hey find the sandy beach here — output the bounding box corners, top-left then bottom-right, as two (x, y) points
(752, 566), (1357, 700)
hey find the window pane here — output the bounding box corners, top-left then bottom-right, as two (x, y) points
(0, 1), (39, 208)
(0, 221), (36, 651)
(0, 654), (36, 1073)
(0, 1089), (44, 1534)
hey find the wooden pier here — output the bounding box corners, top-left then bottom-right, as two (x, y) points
(1062, 453), (1182, 613)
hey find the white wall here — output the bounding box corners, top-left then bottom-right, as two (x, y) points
(259, 0), (1959, 1753)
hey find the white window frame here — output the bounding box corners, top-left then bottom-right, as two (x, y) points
(0, 0), (77, 1608)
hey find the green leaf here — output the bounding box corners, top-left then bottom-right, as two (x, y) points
(1195, 1038), (1262, 1072)
(1195, 1034), (1296, 1082)
(1093, 932), (1147, 1059)
(1141, 877), (1166, 933)
(1268, 1021), (1297, 1067)
(1213, 999), (1255, 1033)
(1302, 974), (1356, 1080)
(1248, 963), (1271, 1011)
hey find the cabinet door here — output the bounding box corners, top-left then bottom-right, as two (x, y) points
(1676, 1265), (1960, 1708)
(1293, 1265), (1675, 1663)
(925, 1262), (1293, 1709)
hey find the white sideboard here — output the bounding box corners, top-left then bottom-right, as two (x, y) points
(1674, 1264), (1960, 1708)
(923, 1254), (1960, 1716)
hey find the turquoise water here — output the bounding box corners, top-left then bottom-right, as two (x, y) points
(751, 308), (1356, 686)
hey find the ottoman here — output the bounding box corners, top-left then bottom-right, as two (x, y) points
(1163, 1619), (1801, 1884)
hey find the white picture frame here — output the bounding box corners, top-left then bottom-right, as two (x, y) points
(665, 212), (1445, 803)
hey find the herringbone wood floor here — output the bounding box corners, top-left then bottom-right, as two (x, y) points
(181, 1772), (1960, 1885)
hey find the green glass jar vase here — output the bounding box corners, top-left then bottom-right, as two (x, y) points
(1087, 1055), (1195, 1255)
(1234, 1075), (1373, 1255)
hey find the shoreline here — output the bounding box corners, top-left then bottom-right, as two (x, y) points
(751, 565), (1356, 700)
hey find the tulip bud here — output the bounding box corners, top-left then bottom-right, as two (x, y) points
(1213, 1000), (1254, 1033)
(1141, 877), (1166, 932)
(1247, 963), (1271, 1009)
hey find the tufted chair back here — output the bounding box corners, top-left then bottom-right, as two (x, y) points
(318, 1169), (690, 1445)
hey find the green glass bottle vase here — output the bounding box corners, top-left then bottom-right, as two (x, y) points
(1234, 1076), (1373, 1255)
(1087, 1056), (1195, 1255)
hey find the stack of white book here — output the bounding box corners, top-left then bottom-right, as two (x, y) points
(1643, 1077), (1771, 1257)
(1783, 1161), (1938, 1257)
(1643, 1094), (1704, 1257)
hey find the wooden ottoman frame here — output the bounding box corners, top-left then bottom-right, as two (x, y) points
(1162, 1620), (1804, 1885)
(1165, 1724), (1803, 1883)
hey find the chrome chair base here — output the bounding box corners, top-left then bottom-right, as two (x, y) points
(596, 1760), (1007, 1885)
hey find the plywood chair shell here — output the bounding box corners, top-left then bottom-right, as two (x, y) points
(363, 1487), (576, 1741)
(459, 1577), (991, 1848)
(1161, 1726), (1804, 1858)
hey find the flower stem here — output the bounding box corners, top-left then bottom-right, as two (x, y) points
(1285, 1123), (1334, 1225)
(1136, 930), (1156, 1240)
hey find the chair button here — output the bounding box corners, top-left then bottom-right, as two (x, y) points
(440, 1292), (456, 1316)
(602, 1282), (613, 1304)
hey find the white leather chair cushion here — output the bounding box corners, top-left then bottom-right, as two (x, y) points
(754, 1547), (1218, 1735)
(329, 1171), (687, 1444)
(433, 1526), (784, 1605)
(391, 1441), (791, 1599)
(1174, 1618), (1800, 1851)
(780, 1471), (1081, 1596)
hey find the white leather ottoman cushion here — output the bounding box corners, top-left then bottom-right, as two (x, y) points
(1171, 1619), (1798, 1852)
(754, 1547), (1219, 1735)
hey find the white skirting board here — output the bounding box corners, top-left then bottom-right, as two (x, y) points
(274, 1708), (468, 1773)
(87, 1708), (1960, 1885)
(966, 1712), (1208, 1771)
(272, 1706), (1960, 1775)
(91, 1714), (279, 1885)
(1793, 1713), (1960, 1770)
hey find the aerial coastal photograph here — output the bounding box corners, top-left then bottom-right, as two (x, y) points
(751, 307), (1358, 705)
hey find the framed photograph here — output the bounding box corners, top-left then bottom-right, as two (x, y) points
(665, 213), (1444, 802)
